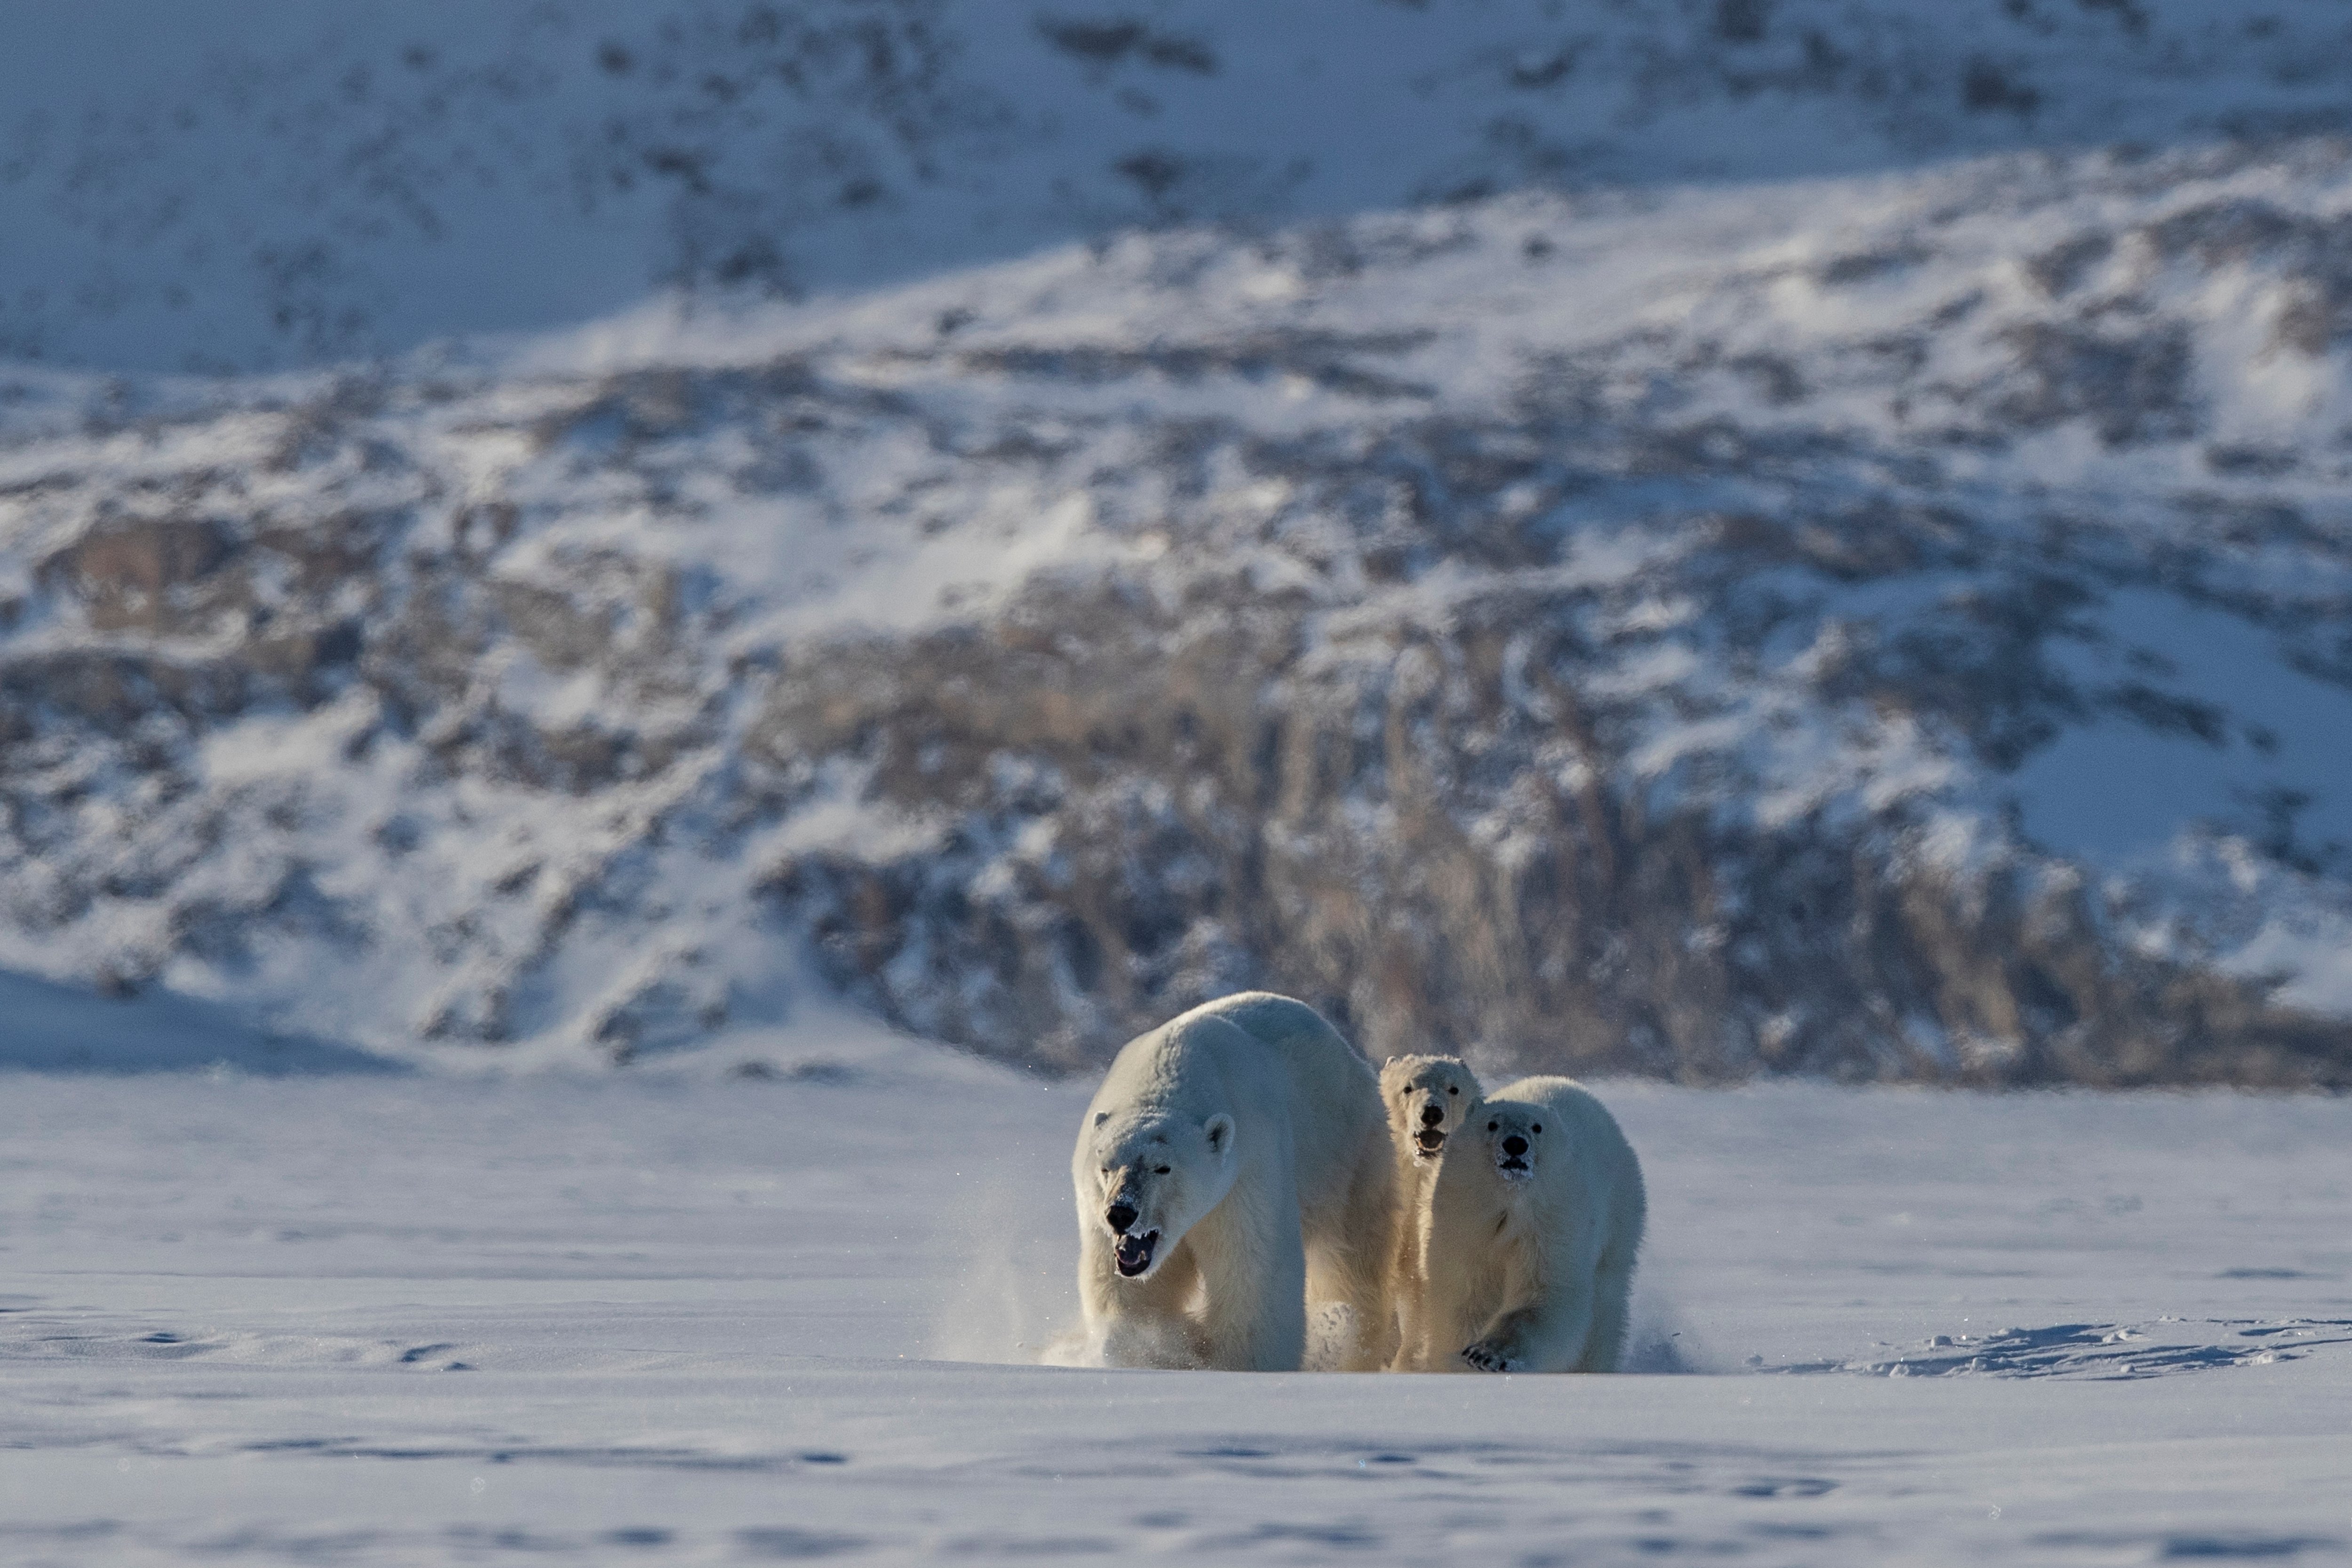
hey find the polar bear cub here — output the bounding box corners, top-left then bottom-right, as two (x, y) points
(1377, 1054), (1483, 1369)
(1413, 1075), (1645, 1374)
(1071, 992), (1397, 1372)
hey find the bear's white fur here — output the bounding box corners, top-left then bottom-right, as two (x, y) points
(1376, 1053), (1484, 1370)
(1410, 1075), (1645, 1374)
(1071, 992), (1396, 1372)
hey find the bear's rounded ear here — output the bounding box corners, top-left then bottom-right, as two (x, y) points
(1203, 1113), (1235, 1158)
(1094, 1111), (1110, 1127)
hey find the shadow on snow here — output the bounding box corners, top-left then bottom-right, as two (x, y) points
(0, 970), (405, 1075)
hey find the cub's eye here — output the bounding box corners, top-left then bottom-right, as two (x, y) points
(1154, 1165), (1170, 1175)
(1446, 1086), (1458, 1095)
(1487, 1120), (1498, 1131)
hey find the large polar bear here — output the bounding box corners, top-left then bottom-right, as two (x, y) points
(1412, 1075), (1645, 1374)
(1376, 1053), (1484, 1370)
(1071, 992), (1396, 1372)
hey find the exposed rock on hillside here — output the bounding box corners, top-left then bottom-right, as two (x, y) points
(5, 142), (2352, 1080)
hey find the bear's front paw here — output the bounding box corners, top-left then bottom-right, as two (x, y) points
(1460, 1341), (1518, 1374)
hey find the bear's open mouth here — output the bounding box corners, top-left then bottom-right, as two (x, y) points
(1114, 1229), (1160, 1277)
(1497, 1155), (1532, 1179)
(1414, 1128), (1447, 1158)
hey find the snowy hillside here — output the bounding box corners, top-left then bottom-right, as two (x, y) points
(7, 136), (2352, 1080)
(11, 0), (2352, 370)
(5, 4), (2352, 1081)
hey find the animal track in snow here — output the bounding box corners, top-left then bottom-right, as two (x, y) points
(1770, 1319), (2352, 1380)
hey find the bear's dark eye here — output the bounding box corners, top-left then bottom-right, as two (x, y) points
(1447, 1086), (1458, 1095)
(1533, 1123), (1542, 1133)
(1487, 1120), (1498, 1131)
(1154, 1165), (1170, 1175)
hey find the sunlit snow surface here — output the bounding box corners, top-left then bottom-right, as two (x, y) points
(3, 1035), (2349, 1565)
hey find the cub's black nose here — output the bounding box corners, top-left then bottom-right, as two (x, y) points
(1502, 1135), (1529, 1157)
(1420, 1104), (1446, 1127)
(1106, 1204), (1138, 1234)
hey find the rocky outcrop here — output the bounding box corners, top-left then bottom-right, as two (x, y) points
(755, 498), (2350, 1088)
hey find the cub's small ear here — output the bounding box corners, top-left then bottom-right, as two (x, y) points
(1093, 1111), (1110, 1127)
(1204, 1113), (1235, 1157)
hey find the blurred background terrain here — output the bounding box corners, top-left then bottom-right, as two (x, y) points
(6, 0), (2352, 1083)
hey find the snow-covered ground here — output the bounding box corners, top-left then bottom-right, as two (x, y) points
(4, 1028), (2348, 1564)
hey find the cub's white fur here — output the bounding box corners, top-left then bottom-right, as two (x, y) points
(1411, 1075), (1645, 1374)
(1376, 1053), (1483, 1370)
(1071, 992), (1396, 1371)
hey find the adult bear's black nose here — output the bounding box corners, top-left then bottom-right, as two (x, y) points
(1502, 1135), (1529, 1157)
(1420, 1104), (1445, 1127)
(1106, 1204), (1138, 1234)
